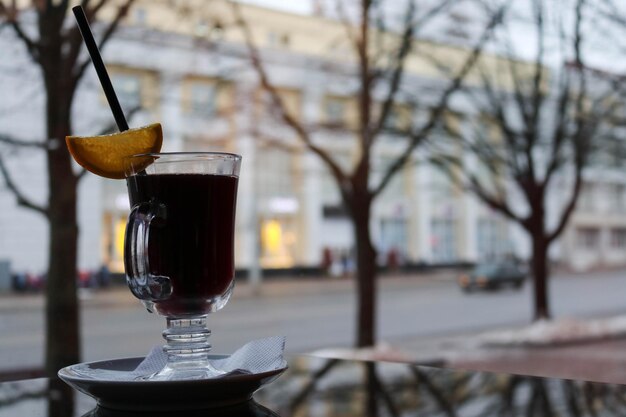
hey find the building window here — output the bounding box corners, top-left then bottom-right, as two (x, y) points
(383, 106), (400, 131)
(380, 218), (408, 257)
(430, 164), (456, 201)
(449, 10), (470, 24)
(377, 156), (407, 198)
(320, 173), (342, 205)
(477, 218), (505, 260)
(256, 148), (294, 198)
(320, 151), (353, 205)
(576, 227), (599, 249)
(194, 20), (210, 37)
(267, 31), (290, 48)
(431, 218), (457, 262)
(577, 183), (596, 212)
(210, 21), (225, 42)
(189, 83), (217, 117)
(610, 228), (626, 248)
(133, 8), (147, 25)
(260, 217), (297, 268)
(382, 104), (412, 132)
(111, 74), (141, 110)
(258, 88), (301, 121)
(608, 184), (626, 213)
(324, 97), (346, 126)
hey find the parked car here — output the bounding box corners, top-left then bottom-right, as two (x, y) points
(458, 262), (526, 292)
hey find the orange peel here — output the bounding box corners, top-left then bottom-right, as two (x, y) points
(66, 123), (163, 179)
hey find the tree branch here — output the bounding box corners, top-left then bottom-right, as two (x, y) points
(372, 365), (399, 417)
(464, 133), (506, 181)
(431, 148), (526, 227)
(288, 359), (339, 415)
(73, 0), (137, 83)
(547, 116), (600, 245)
(373, 5), (505, 197)
(414, 0), (456, 29)
(543, 64), (572, 185)
(95, 0), (135, 52)
(546, 160), (583, 244)
(597, 0), (626, 31)
(356, 0), (374, 155)
(233, 2), (349, 189)
(498, 5), (544, 187)
(546, 0), (589, 243)
(411, 367), (457, 417)
(475, 64), (545, 204)
(0, 155), (49, 216)
(468, 173), (527, 227)
(526, 0), (547, 166)
(371, 1), (416, 140)
(83, 0), (108, 18)
(441, 58), (539, 208)
(0, 134), (46, 149)
(249, 128), (302, 155)
(1, 0), (40, 62)
(335, 0), (360, 55)
(370, 0), (456, 70)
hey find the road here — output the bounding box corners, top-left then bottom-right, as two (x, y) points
(1, 269), (626, 372)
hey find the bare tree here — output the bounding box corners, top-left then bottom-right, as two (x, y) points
(0, 0), (136, 384)
(432, 0), (626, 320)
(234, 0), (502, 347)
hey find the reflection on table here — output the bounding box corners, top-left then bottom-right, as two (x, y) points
(1, 354), (625, 417)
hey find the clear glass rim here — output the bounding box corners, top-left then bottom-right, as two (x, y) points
(124, 152), (242, 177)
(126, 151), (242, 161)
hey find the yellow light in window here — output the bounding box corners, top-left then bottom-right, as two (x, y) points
(115, 219), (126, 260)
(262, 220), (282, 254)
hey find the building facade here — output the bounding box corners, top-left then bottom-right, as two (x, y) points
(0, 1), (621, 276)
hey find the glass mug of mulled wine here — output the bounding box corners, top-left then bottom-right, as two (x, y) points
(124, 152), (241, 381)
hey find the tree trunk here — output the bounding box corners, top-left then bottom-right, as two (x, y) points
(44, 73), (80, 377)
(350, 190), (377, 348)
(364, 362), (378, 417)
(531, 232), (550, 321)
(43, 86), (79, 417)
(48, 377), (75, 417)
(45, 166), (79, 374)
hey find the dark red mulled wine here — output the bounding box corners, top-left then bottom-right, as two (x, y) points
(126, 173), (238, 316)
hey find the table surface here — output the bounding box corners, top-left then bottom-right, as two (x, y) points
(0, 354), (624, 417)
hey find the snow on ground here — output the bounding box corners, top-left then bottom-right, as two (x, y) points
(476, 316), (626, 347)
(309, 315), (626, 366)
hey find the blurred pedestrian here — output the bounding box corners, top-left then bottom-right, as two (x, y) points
(96, 264), (111, 288)
(387, 247), (400, 271)
(320, 247), (333, 276)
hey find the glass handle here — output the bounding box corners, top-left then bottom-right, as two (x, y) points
(124, 200), (171, 303)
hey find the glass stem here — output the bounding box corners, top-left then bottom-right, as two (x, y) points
(163, 316), (211, 363)
(143, 316), (224, 380)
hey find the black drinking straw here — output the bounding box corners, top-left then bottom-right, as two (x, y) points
(72, 6), (129, 132)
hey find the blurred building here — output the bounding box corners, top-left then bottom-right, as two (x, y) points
(0, 1), (623, 275)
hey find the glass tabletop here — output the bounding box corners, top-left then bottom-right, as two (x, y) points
(0, 354), (624, 417)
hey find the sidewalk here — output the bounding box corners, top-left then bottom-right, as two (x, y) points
(0, 270), (456, 312)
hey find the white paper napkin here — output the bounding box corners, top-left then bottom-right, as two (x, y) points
(133, 336), (286, 377)
(70, 336), (286, 381)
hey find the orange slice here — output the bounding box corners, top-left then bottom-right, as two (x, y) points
(66, 123), (163, 179)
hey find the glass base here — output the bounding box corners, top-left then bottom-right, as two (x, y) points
(147, 359), (225, 381)
(143, 316), (224, 381)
